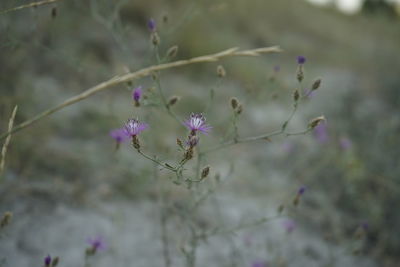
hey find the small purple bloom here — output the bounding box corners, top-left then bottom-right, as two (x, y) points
(251, 260), (269, 267)
(282, 220), (296, 233)
(184, 113), (212, 135)
(297, 55), (306, 65)
(298, 186), (306, 195)
(44, 255), (51, 266)
(87, 236), (107, 252)
(313, 123), (329, 143)
(339, 137), (352, 150)
(147, 18), (156, 32)
(132, 86), (142, 102)
(361, 222), (369, 231)
(124, 119), (148, 137)
(110, 128), (129, 143)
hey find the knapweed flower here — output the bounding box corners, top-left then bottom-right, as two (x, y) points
(298, 186), (307, 195)
(339, 137), (352, 150)
(132, 86), (142, 106)
(110, 128), (129, 144)
(282, 219), (296, 233)
(184, 113), (212, 135)
(313, 123), (329, 143)
(87, 236), (107, 253)
(251, 260), (269, 267)
(147, 18), (156, 32)
(297, 55), (306, 65)
(44, 255), (51, 266)
(124, 119), (148, 137)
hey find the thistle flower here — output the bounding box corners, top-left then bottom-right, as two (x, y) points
(124, 119), (148, 137)
(339, 137), (352, 150)
(297, 55), (306, 65)
(282, 219), (296, 233)
(132, 86), (142, 103)
(313, 123), (329, 143)
(251, 260), (269, 267)
(87, 236), (107, 253)
(184, 113), (212, 135)
(147, 18), (156, 32)
(110, 128), (129, 144)
(298, 186), (307, 195)
(44, 255), (51, 266)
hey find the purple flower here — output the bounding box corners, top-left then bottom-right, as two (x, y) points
(298, 186), (307, 195)
(124, 119), (148, 137)
(282, 219), (296, 233)
(110, 128), (129, 143)
(313, 123), (329, 143)
(339, 137), (352, 150)
(251, 260), (269, 267)
(147, 18), (156, 32)
(44, 255), (51, 266)
(87, 236), (107, 252)
(132, 86), (142, 102)
(184, 113), (212, 135)
(297, 55), (306, 65)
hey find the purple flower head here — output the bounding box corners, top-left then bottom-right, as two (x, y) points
(282, 219), (296, 233)
(251, 260), (269, 267)
(297, 55), (306, 65)
(132, 86), (142, 102)
(87, 236), (107, 252)
(110, 128), (129, 143)
(339, 137), (352, 150)
(124, 119), (148, 137)
(147, 18), (156, 32)
(313, 123), (329, 143)
(184, 113), (212, 135)
(361, 222), (369, 231)
(44, 255), (51, 266)
(298, 186), (307, 195)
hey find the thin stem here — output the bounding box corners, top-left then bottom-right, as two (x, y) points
(0, 106), (18, 178)
(0, 46), (282, 141)
(137, 150), (175, 171)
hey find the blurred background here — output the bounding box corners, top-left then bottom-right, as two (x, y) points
(0, 0), (400, 266)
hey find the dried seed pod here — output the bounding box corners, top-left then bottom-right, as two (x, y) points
(166, 45), (178, 59)
(293, 89), (300, 102)
(308, 116), (326, 129)
(167, 96), (180, 107)
(230, 97), (238, 109)
(201, 166), (210, 179)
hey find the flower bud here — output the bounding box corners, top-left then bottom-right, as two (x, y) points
(151, 32), (160, 46)
(51, 7), (57, 19)
(167, 96), (180, 108)
(166, 45), (178, 60)
(201, 166), (210, 179)
(308, 116), (326, 129)
(230, 97), (238, 109)
(311, 78), (321, 91)
(217, 65), (226, 78)
(293, 89), (300, 102)
(0, 212), (12, 228)
(297, 65), (304, 82)
(132, 135), (140, 151)
(51, 257), (59, 267)
(236, 104), (243, 114)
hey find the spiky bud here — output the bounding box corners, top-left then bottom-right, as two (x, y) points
(312, 79), (321, 91)
(201, 166), (210, 179)
(132, 135), (140, 151)
(0, 212), (12, 228)
(297, 65), (304, 82)
(293, 89), (300, 102)
(308, 116), (326, 129)
(217, 65), (226, 78)
(167, 96), (180, 108)
(51, 257), (59, 267)
(166, 45), (178, 60)
(230, 97), (238, 110)
(151, 32), (160, 46)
